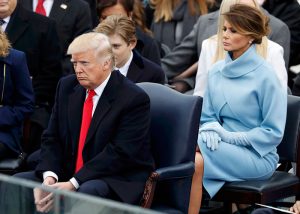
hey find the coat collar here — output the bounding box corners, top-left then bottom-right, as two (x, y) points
(0, 50), (12, 65)
(222, 45), (264, 78)
(126, 50), (144, 82)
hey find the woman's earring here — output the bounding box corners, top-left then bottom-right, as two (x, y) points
(249, 40), (253, 44)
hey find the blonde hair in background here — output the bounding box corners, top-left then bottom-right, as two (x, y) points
(151, 0), (211, 22)
(67, 32), (115, 68)
(0, 30), (11, 57)
(132, 0), (153, 36)
(213, 0), (268, 63)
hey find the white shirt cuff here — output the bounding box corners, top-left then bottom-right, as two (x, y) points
(69, 177), (80, 190)
(43, 171), (58, 182)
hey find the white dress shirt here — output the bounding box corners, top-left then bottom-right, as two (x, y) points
(1, 17), (10, 32)
(43, 73), (112, 189)
(115, 51), (133, 77)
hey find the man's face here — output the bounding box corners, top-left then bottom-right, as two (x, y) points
(0, 0), (17, 18)
(71, 49), (110, 89)
(109, 33), (135, 68)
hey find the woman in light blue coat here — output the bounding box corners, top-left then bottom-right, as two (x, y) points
(197, 3), (287, 202)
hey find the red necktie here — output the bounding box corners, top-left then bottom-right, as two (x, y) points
(75, 90), (96, 172)
(35, 0), (46, 16)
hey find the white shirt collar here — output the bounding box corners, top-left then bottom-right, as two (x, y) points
(87, 72), (111, 115)
(92, 72), (111, 98)
(115, 51), (133, 77)
(1, 16), (10, 32)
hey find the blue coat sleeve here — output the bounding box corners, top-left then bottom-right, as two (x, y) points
(245, 70), (287, 157)
(0, 50), (34, 127)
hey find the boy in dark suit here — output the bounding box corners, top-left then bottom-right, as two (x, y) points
(95, 15), (165, 84)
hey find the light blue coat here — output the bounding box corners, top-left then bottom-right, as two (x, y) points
(198, 45), (287, 198)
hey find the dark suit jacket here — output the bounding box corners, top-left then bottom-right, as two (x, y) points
(135, 27), (161, 66)
(82, 0), (98, 27)
(5, 4), (62, 106)
(20, 0), (93, 75)
(127, 50), (165, 84)
(0, 49), (34, 154)
(36, 71), (154, 204)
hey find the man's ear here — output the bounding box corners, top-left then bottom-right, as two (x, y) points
(129, 39), (137, 50)
(102, 58), (111, 70)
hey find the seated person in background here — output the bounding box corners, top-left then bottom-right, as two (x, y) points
(150, 0), (214, 51)
(20, 0), (93, 75)
(0, 30), (34, 160)
(98, 0), (162, 66)
(262, 0), (300, 89)
(94, 15), (165, 84)
(14, 32), (154, 213)
(161, 0), (290, 94)
(193, 0), (287, 97)
(190, 4), (287, 214)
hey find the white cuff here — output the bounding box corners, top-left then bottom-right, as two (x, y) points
(43, 171), (58, 182)
(69, 177), (80, 190)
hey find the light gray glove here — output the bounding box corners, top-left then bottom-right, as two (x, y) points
(200, 122), (251, 146)
(199, 124), (221, 151)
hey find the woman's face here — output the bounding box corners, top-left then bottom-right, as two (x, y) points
(222, 20), (252, 59)
(109, 34), (135, 68)
(100, 3), (130, 21)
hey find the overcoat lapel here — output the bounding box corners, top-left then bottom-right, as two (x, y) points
(20, 0), (32, 10)
(68, 84), (85, 150)
(126, 51), (144, 82)
(84, 71), (120, 145)
(5, 5), (30, 45)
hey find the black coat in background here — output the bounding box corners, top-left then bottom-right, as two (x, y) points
(127, 50), (165, 84)
(83, 0), (99, 27)
(135, 27), (162, 66)
(5, 4), (62, 106)
(263, 0), (300, 89)
(20, 0), (93, 75)
(263, 0), (300, 67)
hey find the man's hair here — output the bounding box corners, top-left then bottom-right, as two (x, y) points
(94, 15), (137, 45)
(67, 32), (115, 67)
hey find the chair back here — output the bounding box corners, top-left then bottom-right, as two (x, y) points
(277, 95), (300, 174)
(137, 83), (202, 213)
(138, 83), (202, 168)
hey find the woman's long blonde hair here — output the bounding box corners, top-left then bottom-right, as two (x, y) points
(212, 0), (268, 63)
(151, 0), (212, 22)
(0, 30), (11, 57)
